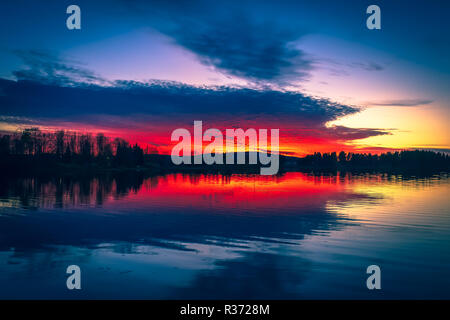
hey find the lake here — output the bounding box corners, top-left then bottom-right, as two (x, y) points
(0, 172), (449, 299)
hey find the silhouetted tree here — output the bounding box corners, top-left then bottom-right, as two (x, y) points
(55, 130), (65, 159)
(0, 135), (10, 155)
(79, 134), (93, 162)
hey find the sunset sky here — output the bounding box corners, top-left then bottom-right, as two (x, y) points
(0, 0), (448, 156)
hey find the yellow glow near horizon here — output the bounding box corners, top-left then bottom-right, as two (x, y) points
(329, 103), (450, 150)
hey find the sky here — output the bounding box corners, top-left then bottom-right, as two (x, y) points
(0, 0), (448, 156)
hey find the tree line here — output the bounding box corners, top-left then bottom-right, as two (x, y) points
(296, 150), (450, 170)
(0, 128), (144, 167)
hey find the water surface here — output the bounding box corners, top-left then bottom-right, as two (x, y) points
(0, 172), (449, 299)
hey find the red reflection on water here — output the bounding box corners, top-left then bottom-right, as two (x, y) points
(117, 172), (359, 213)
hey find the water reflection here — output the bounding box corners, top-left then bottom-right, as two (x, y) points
(0, 173), (374, 251)
(0, 172), (449, 299)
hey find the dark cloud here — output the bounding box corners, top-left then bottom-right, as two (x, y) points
(365, 99), (434, 107)
(349, 61), (385, 71)
(320, 58), (385, 77)
(165, 18), (313, 84)
(11, 50), (108, 87)
(326, 125), (390, 140)
(126, 0), (314, 85)
(0, 77), (358, 123)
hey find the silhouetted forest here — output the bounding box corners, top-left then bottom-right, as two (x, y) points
(0, 129), (449, 175)
(0, 128), (144, 168)
(293, 150), (450, 171)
